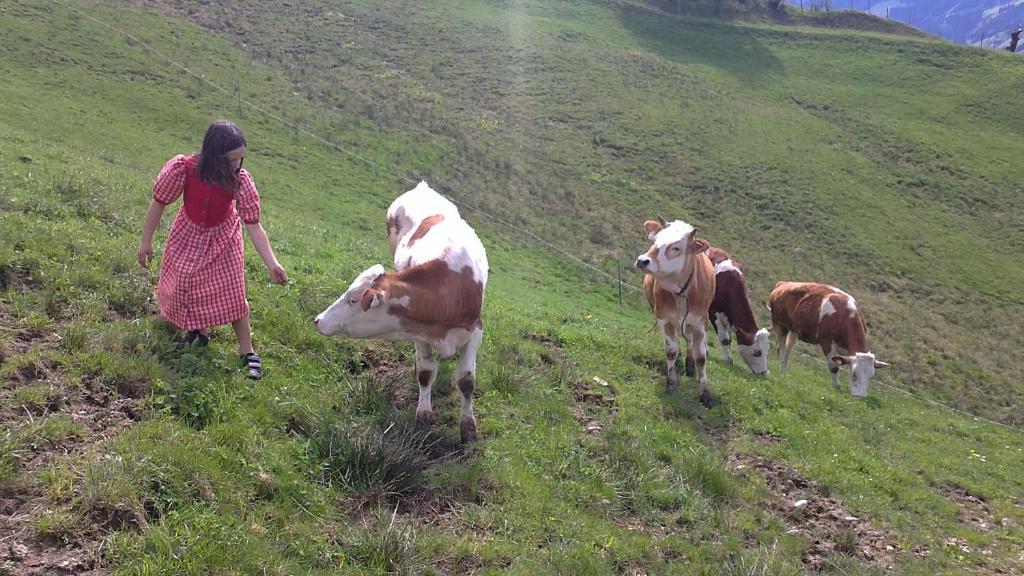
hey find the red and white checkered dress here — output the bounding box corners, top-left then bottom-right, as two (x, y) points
(152, 155), (261, 331)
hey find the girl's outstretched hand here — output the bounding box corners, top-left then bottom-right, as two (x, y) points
(269, 262), (288, 285)
(138, 241), (154, 268)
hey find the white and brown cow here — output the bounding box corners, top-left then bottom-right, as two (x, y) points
(707, 247), (770, 376)
(636, 218), (717, 407)
(315, 181), (488, 442)
(767, 281), (889, 397)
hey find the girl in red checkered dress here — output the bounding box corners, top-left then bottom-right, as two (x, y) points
(137, 121), (288, 380)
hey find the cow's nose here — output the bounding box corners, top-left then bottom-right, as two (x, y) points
(635, 256), (650, 269)
(313, 317), (320, 326)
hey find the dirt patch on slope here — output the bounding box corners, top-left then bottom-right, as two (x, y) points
(1, 307), (143, 575)
(937, 483), (995, 532)
(570, 376), (618, 435)
(728, 452), (901, 570)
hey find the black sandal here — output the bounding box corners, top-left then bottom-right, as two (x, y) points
(183, 330), (209, 347)
(242, 352), (263, 380)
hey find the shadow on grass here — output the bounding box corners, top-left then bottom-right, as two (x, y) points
(615, 2), (784, 89)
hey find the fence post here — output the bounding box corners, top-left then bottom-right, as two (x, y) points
(618, 260), (623, 307)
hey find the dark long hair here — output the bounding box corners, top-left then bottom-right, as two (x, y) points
(196, 120), (247, 191)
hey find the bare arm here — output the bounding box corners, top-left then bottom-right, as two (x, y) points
(245, 222), (288, 285)
(138, 199), (167, 268)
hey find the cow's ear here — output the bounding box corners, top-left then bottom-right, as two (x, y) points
(831, 355), (851, 366)
(359, 288), (384, 311)
(689, 237), (710, 254)
(874, 360), (891, 369)
(644, 220), (663, 240)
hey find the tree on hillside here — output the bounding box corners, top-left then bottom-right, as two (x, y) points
(768, 0), (786, 9)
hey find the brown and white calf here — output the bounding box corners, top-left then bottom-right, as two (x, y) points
(636, 218), (717, 407)
(767, 281), (889, 396)
(707, 247), (770, 375)
(315, 181), (488, 442)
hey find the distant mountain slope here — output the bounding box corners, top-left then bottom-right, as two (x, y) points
(790, 0), (1024, 48)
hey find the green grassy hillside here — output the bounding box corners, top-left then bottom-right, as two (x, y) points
(1, 1), (1022, 574)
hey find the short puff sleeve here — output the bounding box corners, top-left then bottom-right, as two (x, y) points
(152, 155), (189, 205)
(235, 169), (262, 225)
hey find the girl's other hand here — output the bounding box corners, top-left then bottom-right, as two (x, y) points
(269, 262), (288, 285)
(138, 241), (154, 268)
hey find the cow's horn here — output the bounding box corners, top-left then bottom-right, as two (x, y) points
(657, 215), (669, 227)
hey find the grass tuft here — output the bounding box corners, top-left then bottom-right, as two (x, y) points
(309, 420), (434, 499)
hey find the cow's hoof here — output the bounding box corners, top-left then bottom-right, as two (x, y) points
(685, 357), (696, 377)
(414, 411), (433, 430)
(699, 390), (715, 408)
(460, 418), (478, 444)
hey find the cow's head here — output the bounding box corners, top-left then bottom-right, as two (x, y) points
(315, 264), (400, 338)
(737, 327), (771, 376)
(831, 353), (890, 397)
(635, 218), (709, 279)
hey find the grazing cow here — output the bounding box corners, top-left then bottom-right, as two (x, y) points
(707, 247), (770, 376)
(636, 218), (717, 407)
(314, 181), (488, 443)
(767, 281), (889, 397)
